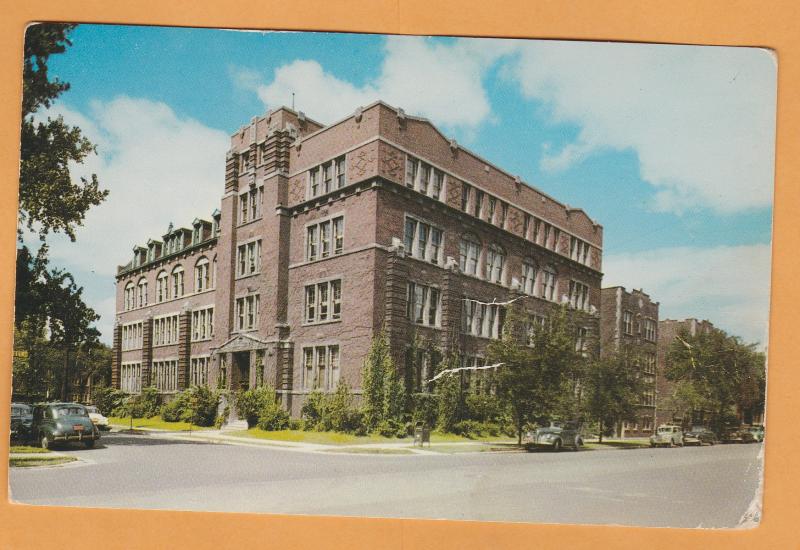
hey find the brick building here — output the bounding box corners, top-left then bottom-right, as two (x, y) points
(599, 287), (659, 437)
(112, 101), (604, 417)
(655, 318), (715, 427)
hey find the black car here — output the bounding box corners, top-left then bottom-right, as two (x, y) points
(31, 402), (100, 449)
(683, 426), (717, 446)
(10, 403), (33, 442)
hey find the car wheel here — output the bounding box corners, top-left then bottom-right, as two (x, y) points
(40, 433), (51, 450)
(553, 439), (562, 452)
(84, 440), (95, 449)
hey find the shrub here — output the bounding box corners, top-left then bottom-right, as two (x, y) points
(465, 393), (503, 424)
(214, 405), (230, 429)
(436, 375), (461, 433)
(161, 391), (191, 422)
(377, 418), (408, 438)
(327, 382), (358, 432)
(300, 391), (326, 430)
(118, 386), (161, 419)
(235, 386), (274, 428)
(288, 418), (305, 431)
(410, 393), (439, 427)
(91, 384), (126, 416)
(186, 385), (220, 427)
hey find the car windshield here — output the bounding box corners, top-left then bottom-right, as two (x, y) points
(54, 406), (88, 417)
(657, 427), (672, 433)
(86, 406), (99, 413)
(12, 406), (29, 416)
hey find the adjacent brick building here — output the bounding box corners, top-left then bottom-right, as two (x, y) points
(655, 318), (715, 427)
(112, 101), (604, 417)
(600, 287), (659, 437)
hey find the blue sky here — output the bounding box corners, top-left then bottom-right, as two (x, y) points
(34, 24), (776, 347)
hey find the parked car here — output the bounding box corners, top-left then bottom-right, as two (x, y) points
(10, 403), (33, 442)
(525, 421), (584, 451)
(85, 405), (110, 431)
(31, 402), (100, 449)
(650, 425), (684, 447)
(683, 426), (717, 446)
(721, 426), (748, 443)
(747, 425), (765, 442)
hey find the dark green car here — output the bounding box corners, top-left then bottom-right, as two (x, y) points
(31, 403), (100, 449)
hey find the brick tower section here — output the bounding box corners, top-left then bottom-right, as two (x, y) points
(141, 317), (153, 387)
(384, 247), (410, 369)
(177, 310), (191, 390)
(111, 323), (122, 389)
(439, 259), (463, 357)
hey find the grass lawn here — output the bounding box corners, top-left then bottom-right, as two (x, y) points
(226, 428), (518, 446)
(108, 416), (213, 432)
(10, 446), (51, 454)
(10, 455), (77, 468)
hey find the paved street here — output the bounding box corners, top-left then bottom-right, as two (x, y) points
(10, 433), (762, 528)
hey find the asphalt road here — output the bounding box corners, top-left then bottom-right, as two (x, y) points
(9, 433), (763, 528)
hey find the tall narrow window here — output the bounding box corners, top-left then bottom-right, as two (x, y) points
(333, 217), (344, 254)
(521, 262), (537, 295)
(485, 245), (506, 284)
(156, 271), (168, 303)
(403, 216), (443, 265)
(461, 184), (471, 212)
(474, 190), (484, 218)
(540, 268), (557, 301)
(194, 258), (210, 292)
(305, 280), (342, 324)
(137, 278), (148, 308)
(335, 156), (346, 189)
(459, 235), (480, 276)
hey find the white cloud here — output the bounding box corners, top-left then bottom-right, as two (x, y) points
(250, 36), (515, 130)
(31, 97), (230, 341)
(603, 244), (772, 347)
(506, 41), (777, 214)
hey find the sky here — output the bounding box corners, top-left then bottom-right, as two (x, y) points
(26, 24), (777, 348)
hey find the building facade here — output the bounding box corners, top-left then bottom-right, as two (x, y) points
(599, 286), (659, 437)
(655, 318), (715, 427)
(112, 101), (604, 417)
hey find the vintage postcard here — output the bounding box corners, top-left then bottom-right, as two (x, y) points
(9, 23), (775, 529)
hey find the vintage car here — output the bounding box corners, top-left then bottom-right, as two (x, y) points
(525, 421), (584, 451)
(85, 405), (110, 431)
(650, 425), (684, 447)
(747, 425), (765, 442)
(10, 403), (33, 441)
(683, 426), (717, 446)
(722, 426), (751, 443)
(31, 402), (101, 449)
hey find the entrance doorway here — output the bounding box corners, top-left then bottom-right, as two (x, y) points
(233, 352), (250, 391)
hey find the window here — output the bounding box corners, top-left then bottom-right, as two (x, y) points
(406, 282), (441, 327)
(540, 267), (557, 301)
(153, 314), (180, 346)
(487, 196), (496, 223)
(499, 202), (508, 229)
(120, 363), (142, 394)
(462, 356), (492, 395)
(521, 262), (537, 295)
(551, 228), (561, 252)
(644, 319), (657, 341)
(525, 315), (547, 346)
(191, 307), (214, 341)
(568, 280), (590, 310)
(474, 190), (484, 218)
(523, 215), (531, 240)
(235, 295), (260, 331)
(308, 156), (346, 198)
(190, 356), (210, 387)
(194, 258), (210, 292)
(137, 279), (148, 308)
(485, 245), (506, 284)
(403, 216), (443, 264)
(570, 237), (590, 265)
(156, 271), (168, 303)
(240, 151), (251, 172)
(193, 226), (201, 244)
(124, 282), (135, 311)
(643, 353), (656, 374)
(236, 240), (262, 277)
(305, 280), (341, 324)
(459, 234), (481, 276)
(153, 360), (178, 392)
(461, 183), (471, 211)
(623, 311), (633, 335)
(238, 186), (264, 225)
(461, 299), (506, 339)
(533, 218), (542, 244)
(542, 223), (551, 248)
(121, 322), (143, 351)
(302, 345), (340, 391)
(306, 216), (344, 261)
(576, 327), (588, 354)
(405, 155), (445, 199)
(171, 266), (184, 299)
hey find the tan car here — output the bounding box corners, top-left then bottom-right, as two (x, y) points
(650, 425), (684, 447)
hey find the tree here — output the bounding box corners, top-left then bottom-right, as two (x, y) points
(583, 347), (647, 442)
(486, 304), (584, 444)
(666, 327), (765, 434)
(20, 23), (108, 242)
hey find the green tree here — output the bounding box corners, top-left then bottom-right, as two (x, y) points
(666, 327), (765, 433)
(487, 304), (583, 444)
(20, 23), (107, 242)
(361, 330), (393, 430)
(583, 347), (647, 442)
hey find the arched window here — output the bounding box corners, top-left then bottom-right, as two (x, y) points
(156, 271), (168, 303)
(485, 244), (506, 284)
(194, 257), (210, 293)
(521, 260), (537, 295)
(124, 281), (135, 311)
(172, 265), (184, 299)
(459, 234), (481, 276)
(137, 278), (148, 308)
(540, 266), (557, 301)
